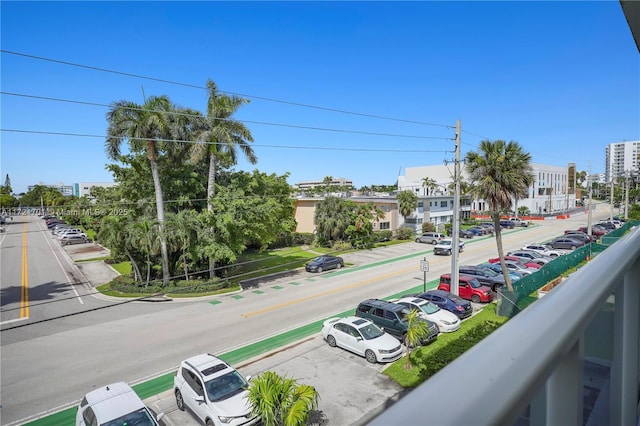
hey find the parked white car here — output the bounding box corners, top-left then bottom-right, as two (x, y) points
(521, 244), (564, 257)
(433, 238), (465, 256)
(174, 353), (259, 426)
(392, 296), (461, 332)
(321, 316), (404, 363)
(76, 382), (163, 426)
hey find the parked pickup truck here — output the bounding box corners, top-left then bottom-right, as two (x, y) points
(508, 217), (530, 227)
(433, 238), (465, 256)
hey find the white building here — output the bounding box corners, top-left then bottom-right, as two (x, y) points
(397, 162), (578, 230)
(73, 182), (118, 198)
(27, 183), (74, 196)
(605, 140), (640, 182)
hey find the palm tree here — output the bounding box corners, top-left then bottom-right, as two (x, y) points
(106, 95), (174, 286)
(191, 79), (256, 211)
(465, 139), (534, 292)
(97, 215), (143, 283)
(247, 371), (319, 426)
(314, 196), (352, 243)
(404, 309), (429, 370)
(397, 190), (418, 225)
(130, 217), (159, 286)
(421, 177), (438, 195)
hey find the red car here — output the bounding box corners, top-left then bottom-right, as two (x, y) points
(438, 274), (494, 303)
(577, 226), (607, 237)
(488, 256), (542, 269)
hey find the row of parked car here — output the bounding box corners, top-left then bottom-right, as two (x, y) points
(77, 352), (260, 426)
(44, 216), (90, 246)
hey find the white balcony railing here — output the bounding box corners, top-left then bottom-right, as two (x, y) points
(370, 225), (640, 426)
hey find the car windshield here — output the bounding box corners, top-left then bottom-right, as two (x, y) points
(358, 323), (384, 340)
(418, 301), (440, 314)
(205, 371), (248, 402)
(468, 278), (483, 288)
(103, 407), (156, 426)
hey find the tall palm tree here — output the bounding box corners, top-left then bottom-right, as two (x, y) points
(397, 190), (418, 226)
(465, 139), (534, 292)
(106, 95), (174, 286)
(247, 371), (319, 426)
(191, 79), (256, 211)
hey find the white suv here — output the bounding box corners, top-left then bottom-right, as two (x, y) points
(174, 353), (260, 426)
(75, 382), (163, 425)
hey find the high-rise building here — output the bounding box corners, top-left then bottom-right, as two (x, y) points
(605, 140), (640, 182)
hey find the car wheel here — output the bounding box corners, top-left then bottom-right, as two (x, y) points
(327, 335), (337, 347)
(336, 263), (342, 269)
(448, 249), (452, 256)
(471, 295), (481, 303)
(365, 349), (377, 364)
(317, 266), (323, 273)
(431, 240), (438, 245)
(415, 238), (421, 243)
(570, 245), (577, 250)
(206, 420), (214, 426)
(175, 389), (185, 411)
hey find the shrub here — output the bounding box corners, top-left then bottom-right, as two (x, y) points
(413, 321), (502, 382)
(331, 240), (352, 251)
(396, 227), (415, 240)
(373, 230), (393, 242)
(421, 222), (436, 233)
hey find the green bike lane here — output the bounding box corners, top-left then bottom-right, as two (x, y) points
(26, 237), (497, 425)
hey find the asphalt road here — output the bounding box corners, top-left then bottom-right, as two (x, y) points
(0, 207), (613, 425)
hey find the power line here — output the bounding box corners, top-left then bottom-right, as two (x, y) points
(1, 50), (453, 128)
(0, 129), (452, 152)
(1, 91), (451, 140)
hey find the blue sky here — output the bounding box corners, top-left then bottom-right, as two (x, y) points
(1, 1), (638, 195)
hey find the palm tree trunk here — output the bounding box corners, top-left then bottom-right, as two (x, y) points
(125, 247), (142, 284)
(148, 143), (170, 286)
(492, 213), (513, 292)
(207, 151), (216, 279)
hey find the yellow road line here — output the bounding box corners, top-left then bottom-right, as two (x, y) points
(20, 221), (29, 318)
(241, 265), (418, 318)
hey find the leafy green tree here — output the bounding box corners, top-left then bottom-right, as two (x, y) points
(97, 215), (143, 282)
(164, 210), (202, 280)
(247, 371), (319, 426)
(345, 202), (384, 248)
(106, 95), (177, 286)
(404, 308), (429, 370)
(0, 175), (18, 209)
(397, 190), (418, 225)
(465, 139), (534, 292)
(314, 196), (352, 244)
(18, 185), (66, 210)
(130, 217), (159, 286)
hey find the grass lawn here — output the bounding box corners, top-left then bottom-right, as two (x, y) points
(383, 303), (509, 388)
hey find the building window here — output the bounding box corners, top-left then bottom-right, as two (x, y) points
(418, 202), (423, 208)
(440, 201), (448, 207)
(380, 222), (390, 230)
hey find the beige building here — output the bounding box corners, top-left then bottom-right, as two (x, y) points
(294, 196), (400, 234)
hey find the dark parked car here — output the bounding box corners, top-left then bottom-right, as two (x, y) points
(499, 220), (516, 229)
(414, 289), (473, 319)
(548, 237), (586, 250)
(562, 231), (592, 243)
(457, 265), (505, 292)
(305, 255), (344, 273)
(447, 228), (474, 239)
(468, 226), (487, 236)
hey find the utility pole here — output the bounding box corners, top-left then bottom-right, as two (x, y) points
(587, 161), (593, 238)
(624, 170), (630, 220)
(450, 119), (461, 297)
(610, 179), (614, 221)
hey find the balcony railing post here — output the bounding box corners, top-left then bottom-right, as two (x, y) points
(546, 338), (584, 425)
(610, 258), (640, 425)
(529, 385), (547, 426)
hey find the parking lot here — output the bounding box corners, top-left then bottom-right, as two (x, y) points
(145, 335), (406, 426)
